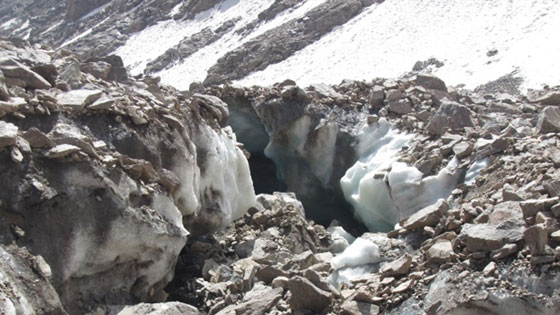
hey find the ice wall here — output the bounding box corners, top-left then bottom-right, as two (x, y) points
(171, 125), (256, 231)
(341, 119), (464, 232)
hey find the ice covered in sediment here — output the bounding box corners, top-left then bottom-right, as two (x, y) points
(170, 126), (256, 227)
(341, 119), (463, 232)
(331, 237), (383, 270)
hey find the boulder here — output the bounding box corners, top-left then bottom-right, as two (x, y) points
(114, 302), (199, 315)
(288, 276), (332, 312)
(426, 240), (456, 264)
(0, 245), (66, 315)
(0, 59), (52, 90)
(44, 144), (81, 158)
(387, 99), (413, 114)
(0, 97), (27, 113)
(401, 199), (450, 230)
(520, 198), (558, 218)
(537, 106), (560, 133)
(81, 61), (112, 80)
(532, 91), (560, 105)
(368, 85), (385, 108)
(490, 243), (518, 260)
(524, 224), (549, 256)
(56, 89), (103, 111)
(427, 101), (474, 135)
(415, 73), (447, 92)
(0, 120), (18, 148)
(380, 254), (412, 276)
(460, 223), (525, 252)
(217, 285), (282, 315)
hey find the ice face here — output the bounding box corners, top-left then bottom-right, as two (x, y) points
(341, 119), (464, 232)
(340, 119), (414, 231)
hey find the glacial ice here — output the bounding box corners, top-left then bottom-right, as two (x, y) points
(331, 237), (383, 270)
(341, 119), (463, 232)
(465, 157), (490, 185)
(329, 237), (383, 288)
(340, 119), (414, 231)
(171, 126), (256, 227)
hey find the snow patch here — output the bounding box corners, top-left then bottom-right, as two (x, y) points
(60, 17), (110, 48)
(341, 119), (464, 232)
(237, 0), (560, 91)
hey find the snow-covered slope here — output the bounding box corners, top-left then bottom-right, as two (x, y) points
(4, 0), (558, 91)
(237, 0), (560, 90)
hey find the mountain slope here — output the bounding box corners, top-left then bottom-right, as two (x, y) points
(3, 0), (559, 92)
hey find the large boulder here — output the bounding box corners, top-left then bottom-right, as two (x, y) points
(427, 101), (474, 135)
(537, 106), (560, 134)
(415, 73), (447, 92)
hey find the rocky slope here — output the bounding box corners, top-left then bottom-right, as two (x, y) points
(2, 0), (559, 91)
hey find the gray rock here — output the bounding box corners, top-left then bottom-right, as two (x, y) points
(0, 96), (27, 113)
(381, 254), (412, 276)
(193, 93), (229, 127)
(368, 85), (385, 108)
(44, 144), (81, 158)
(452, 141), (472, 158)
(22, 128), (56, 148)
(0, 59), (52, 90)
(57, 89), (103, 111)
(474, 137), (509, 159)
(255, 265), (288, 283)
(81, 61), (112, 80)
(88, 97), (116, 110)
(288, 276), (332, 312)
(387, 99), (413, 114)
(524, 224), (549, 256)
(427, 101), (474, 135)
(114, 302), (199, 315)
(0, 120), (18, 148)
(0, 245), (66, 315)
(401, 199), (449, 230)
(385, 89), (402, 102)
(520, 198), (559, 218)
(532, 91), (560, 105)
(0, 69), (9, 100)
(217, 285), (282, 315)
(426, 240), (456, 264)
(490, 243), (518, 260)
(537, 106), (560, 133)
(460, 223), (525, 252)
(341, 300), (380, 315)
(415, 73), (447, 92)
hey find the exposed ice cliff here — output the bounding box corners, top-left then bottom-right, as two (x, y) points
(0, 38), (255, 313)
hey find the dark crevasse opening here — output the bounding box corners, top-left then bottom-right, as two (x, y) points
(248, 151), (287, 194)
(224, 97), (367, 235)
